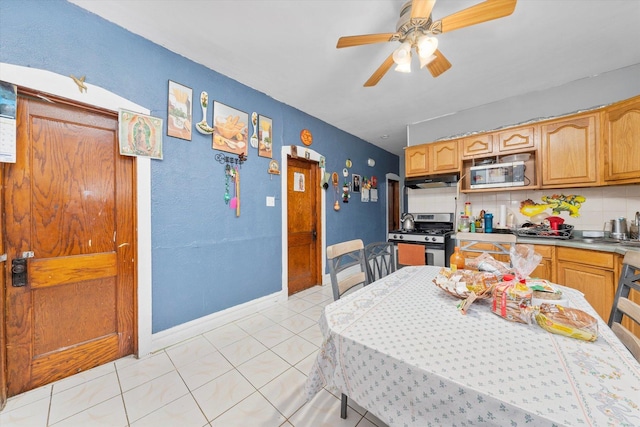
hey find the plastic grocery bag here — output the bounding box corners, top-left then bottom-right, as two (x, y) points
(510, 244), (542, 282)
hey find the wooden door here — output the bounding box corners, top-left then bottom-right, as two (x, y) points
(4, 93), (136, 396)
(0, 164), (5, 409)
(287, 156), (321, 295)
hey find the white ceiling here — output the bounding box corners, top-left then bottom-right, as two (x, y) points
(69, 0), (640, 157)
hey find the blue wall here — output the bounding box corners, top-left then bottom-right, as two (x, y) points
(0, 0), (399, 332)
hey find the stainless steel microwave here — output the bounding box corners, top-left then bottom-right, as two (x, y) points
(470, 161), (525, 189)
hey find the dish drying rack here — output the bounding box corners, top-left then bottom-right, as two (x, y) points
(516, 224), (574, 240)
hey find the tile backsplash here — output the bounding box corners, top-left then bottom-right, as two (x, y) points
(407, 184), (640, 232)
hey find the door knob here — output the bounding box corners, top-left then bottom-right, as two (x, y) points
(11, 258), (28, 287)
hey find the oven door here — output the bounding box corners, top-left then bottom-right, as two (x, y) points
(390, 241), (446, 267)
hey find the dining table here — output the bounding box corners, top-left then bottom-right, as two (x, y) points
(305, 265), (640, 427)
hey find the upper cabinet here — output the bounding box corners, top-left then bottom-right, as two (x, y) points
(405, 140), (459, 177)
(405, 145), (429, 177)
(540, 112), (599, 187)
(461, 127), (535, 159)
(603, 96), (640, 184)
(462, 134), (493, 158)
(496, 126), (536, 153)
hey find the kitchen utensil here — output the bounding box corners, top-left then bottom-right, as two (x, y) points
(545, 216), (565, 236)
(195, 91), (214, 134)
(530, 212), (549, 224)
(229, 168), (237, 210)
(401, 213), (415, 231)
(612, 217), (628, 240)
(631, 212), (640, 240)
(235, 167), (240, 217)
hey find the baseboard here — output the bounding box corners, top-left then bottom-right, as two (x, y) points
(148, 290), (286, 355)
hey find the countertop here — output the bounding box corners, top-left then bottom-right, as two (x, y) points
(454, 232), (640, 255)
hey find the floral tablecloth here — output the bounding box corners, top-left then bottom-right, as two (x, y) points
(305, 266), (640, 427)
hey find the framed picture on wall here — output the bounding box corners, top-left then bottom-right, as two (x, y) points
(167, 80), (192, 141)
(352, 174), (361, 193)
(212, 101), (249, 155)
(258, 115), (273, 158)
(118, 109), (163, 160)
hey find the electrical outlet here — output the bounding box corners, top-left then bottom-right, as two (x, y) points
(266, 196), (275, 207)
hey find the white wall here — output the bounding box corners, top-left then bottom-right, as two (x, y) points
(407, 64), (640, 145)
(408, 184), (640, 232)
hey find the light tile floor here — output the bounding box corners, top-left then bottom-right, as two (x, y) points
(0, 284), (387, 427)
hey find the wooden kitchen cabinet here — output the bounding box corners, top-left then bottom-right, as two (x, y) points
(405, 140), (459, 177)
(603, 96), (640, 184)
(431, 140), (459, 173)
(405, 145), (429, 177)
(462, 134), (493, 158)
(540, 112), (600, 187)
(530, 244), (555, 282)
(496, 126), (536, 153)
(556, 247), (617, 322)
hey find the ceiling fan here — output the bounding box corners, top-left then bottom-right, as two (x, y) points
(337, 0), (517, 87)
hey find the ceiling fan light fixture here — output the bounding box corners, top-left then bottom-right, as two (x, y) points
(392, 41), (412, 65)
(419, 53), (437, 69)
(417, 35), (438, 59)
(394, 61), (412, 73)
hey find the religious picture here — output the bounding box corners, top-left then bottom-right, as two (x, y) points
(294, 172), (305, 192)
(119, 109), (163, 159)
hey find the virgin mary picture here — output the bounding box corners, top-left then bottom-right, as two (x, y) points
(119, 109), (163, 159)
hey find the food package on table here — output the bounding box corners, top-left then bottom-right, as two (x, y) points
(492, 280), (533, 323)
(465, 252), (511, 278)
(534, 303), (598, 342)
(435, 268), (499, 296)
(527, 279), (569, 306)
(510, 244), (542, 282)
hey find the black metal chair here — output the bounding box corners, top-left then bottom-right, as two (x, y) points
(365, 241), (396, 283)
(608, 251), (640, 362)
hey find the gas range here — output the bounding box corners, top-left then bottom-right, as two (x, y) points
(388, 229), (453, 244)
(387, 212), (456, 267)
(388, 213), (455, 245)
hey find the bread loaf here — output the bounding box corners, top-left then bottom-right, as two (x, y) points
(535, 304), (598, 342)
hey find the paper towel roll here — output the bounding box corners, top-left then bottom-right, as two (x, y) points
(499, 205), (507, 227)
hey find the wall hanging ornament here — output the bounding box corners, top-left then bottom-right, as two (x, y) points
(195, 91), (214, 134)
(250, 112), (259, 148)
(342, 181), (350, 203)
(332, 172), (340, 211)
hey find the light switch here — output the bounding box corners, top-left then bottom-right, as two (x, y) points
(266, 196), (275, 207)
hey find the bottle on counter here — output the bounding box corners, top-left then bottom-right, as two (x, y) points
(485, 213), (494, 233)
(464, 201), (472, 217)
(450, 246), (465, 271)
(475, 216), (482, 232)
(459, 215), (470, 232)
(470, 217), (476, 233)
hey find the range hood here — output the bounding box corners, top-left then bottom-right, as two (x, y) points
(405, 173), (459, 189)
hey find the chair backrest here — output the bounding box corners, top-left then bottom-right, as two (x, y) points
(397, 243), (426, 266)
(326, 239), (368, 301)
(365, 242), (396, 283)
(608, 250), (640, 362)
(455, 232), (517, 268)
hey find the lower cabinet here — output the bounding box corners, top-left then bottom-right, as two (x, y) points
(556, 247), (618, 323)
(530, 244), (555, 282)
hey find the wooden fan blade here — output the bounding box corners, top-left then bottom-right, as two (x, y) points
(364, 53), (395, 87)
(411, 0), (436, 19)
(438, 0), (516, 33)
(426, 49), (452, 78)
(337, 33), (398, 48)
